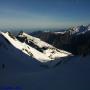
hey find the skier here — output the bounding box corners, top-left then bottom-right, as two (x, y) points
(2, 64), (5, 70)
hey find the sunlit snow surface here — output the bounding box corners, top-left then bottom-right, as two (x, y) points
(18, 32), (71, 60)
(1, 32), (52, 62)
(1, 32), (71, 63)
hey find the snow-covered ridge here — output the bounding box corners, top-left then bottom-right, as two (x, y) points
(0, 32), (52, 62)
(0, 31), (72, 67)
(69, 25), (90, 35)
(18, 32), (53, 48)
(0, 32), (45, 72)
(18, 32), (71, 60)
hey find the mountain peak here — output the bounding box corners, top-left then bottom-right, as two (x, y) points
(69, 25), (89, 35)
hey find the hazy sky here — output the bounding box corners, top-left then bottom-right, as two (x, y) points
(0, 0), (90, 29)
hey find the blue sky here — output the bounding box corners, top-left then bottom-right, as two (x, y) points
(0, 0), (90, 29)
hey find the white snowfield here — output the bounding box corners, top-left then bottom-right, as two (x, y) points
(1, 32), (52, 62)
(54, 31), (65, 34)
(0, 31), (72, 67)
(18, 32), (71, 60)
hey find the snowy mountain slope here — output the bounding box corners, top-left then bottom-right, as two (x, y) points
(1, 32), (52, 62)
(0, 31), (72, 67)
(0, 33), (44, 72)
(1, 55), (90, 90)
(1, 30), (90, 90)
(0, 32), (71, 67)
(17, 32), (71, 60)
(22, 56), (90, 90)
